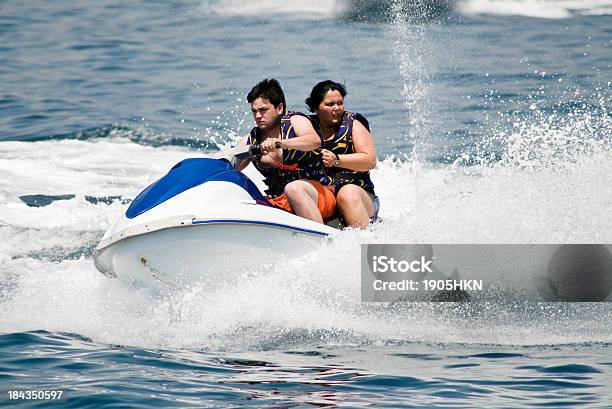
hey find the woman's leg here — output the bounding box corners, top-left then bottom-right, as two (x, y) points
(337, 184), (375, 228)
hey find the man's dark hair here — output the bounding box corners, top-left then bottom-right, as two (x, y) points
(305, 80), (347, 112)
(247, 79), (286, 113)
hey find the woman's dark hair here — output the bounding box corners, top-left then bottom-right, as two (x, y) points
(247, 78), (286, 113)
(305, 80), (347, 112)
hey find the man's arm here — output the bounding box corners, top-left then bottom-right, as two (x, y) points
(285, 115), (321, 150)
(260, 115), (320, 155)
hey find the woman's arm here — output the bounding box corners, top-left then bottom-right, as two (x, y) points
(334, 119), (376, 171)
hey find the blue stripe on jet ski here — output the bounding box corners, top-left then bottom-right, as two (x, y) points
(191, 219), (329, 237)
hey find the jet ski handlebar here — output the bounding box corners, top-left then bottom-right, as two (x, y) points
(248, 141), (282, 157)
(211, 142), (284, 168)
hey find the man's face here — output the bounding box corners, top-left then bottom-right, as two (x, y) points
(251, 97), (283, 131)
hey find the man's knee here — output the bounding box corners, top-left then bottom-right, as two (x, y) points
(284, 180), (306, 197)
(285, 180), (317, 204)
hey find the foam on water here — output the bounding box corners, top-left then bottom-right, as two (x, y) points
(200, 0), (612, 20)
(202, 0), (348, 18)
(457, 0), (612, 19)
(0, 102), (611, 350)
(0, 247), (610, 351)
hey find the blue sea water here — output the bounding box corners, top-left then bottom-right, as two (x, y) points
(1, 0), (611, 407)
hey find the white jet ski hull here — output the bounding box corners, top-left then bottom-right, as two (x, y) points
(94, 158), (335, 289)
(95, 219), (329, 289)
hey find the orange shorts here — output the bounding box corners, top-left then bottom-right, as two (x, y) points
(267, 181), (337, 219)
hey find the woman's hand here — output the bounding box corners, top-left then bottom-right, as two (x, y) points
(321, 149), (337, 168)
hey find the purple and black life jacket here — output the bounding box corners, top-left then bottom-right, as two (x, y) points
(247, 111), (332, 197)
(310, 111), (375, 194)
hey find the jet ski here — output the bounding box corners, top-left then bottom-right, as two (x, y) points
(93, 145), (336, 289)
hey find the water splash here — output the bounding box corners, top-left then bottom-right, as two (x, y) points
(455, 85), (612, 169)
(387, 0), (450, 160)
(457, 0), (612, 19)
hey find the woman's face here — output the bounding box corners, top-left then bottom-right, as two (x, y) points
(315, 90), (344, 126)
